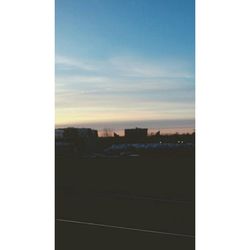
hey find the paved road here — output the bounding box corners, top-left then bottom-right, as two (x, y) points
(56, 155), (195, 249)
(56, 220), (195, 250)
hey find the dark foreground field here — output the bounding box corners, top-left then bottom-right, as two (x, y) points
(56, 151), (195, 250)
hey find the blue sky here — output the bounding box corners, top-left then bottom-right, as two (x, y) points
(55, 0), (195, 130)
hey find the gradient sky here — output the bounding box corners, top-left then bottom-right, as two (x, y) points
(55, 0), (195, 130)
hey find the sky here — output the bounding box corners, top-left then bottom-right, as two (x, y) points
(55, 0), (195, 131)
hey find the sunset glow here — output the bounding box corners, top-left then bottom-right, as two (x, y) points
(56, 0), (195, 130)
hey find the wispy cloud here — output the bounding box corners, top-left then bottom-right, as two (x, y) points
(107, 56), (194, 78)
(56, 54), (194, 78)
(55, 55), (97, 72)
(55, 54), (194, 126)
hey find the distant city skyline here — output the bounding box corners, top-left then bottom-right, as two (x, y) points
(55, 118), (195, 136)
(56, 0), (195, 129)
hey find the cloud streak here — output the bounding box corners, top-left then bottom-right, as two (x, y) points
(55, 54), (194, 127)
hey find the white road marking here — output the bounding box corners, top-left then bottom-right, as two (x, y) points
(56, 218), (194, 239)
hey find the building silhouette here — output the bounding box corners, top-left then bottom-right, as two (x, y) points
(125, 127), (148, 141)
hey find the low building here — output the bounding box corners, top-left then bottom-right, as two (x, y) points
(78, 128), (98, 138)
(55, 127), (98, 154)
(56, 127), (98, 140)
(125, 127), (148, 140)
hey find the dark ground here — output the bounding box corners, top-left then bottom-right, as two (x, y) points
(56, 151), (195, 249)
